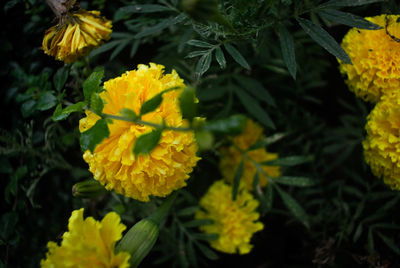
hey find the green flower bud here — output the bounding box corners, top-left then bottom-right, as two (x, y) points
(182, 0), (232, 29)
(195, 130), (214, 151)
(72, 179), (107, 198)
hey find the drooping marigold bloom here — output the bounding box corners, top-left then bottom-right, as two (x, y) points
(339, 14), (400, 102)
(363, 91), (400, 189)
(219, 119), (280, 190)
(195, 180), (264, 254)
(80, 63), (200, 202)
(41, 208), (130, 268)
(42, 9), (112, 63)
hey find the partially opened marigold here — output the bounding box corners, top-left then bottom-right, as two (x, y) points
(41, 208), (130, 268)
(339, 15), (400, 102)
(195, 180), (264, 254)
(363, 91), (400, 189)
(42, 9), (112, 63)
(80, 63), (200, 202)
(219, 119), (280, 190)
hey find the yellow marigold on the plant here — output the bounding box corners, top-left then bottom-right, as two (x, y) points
(42, 9), (112, 63)
(41, 208), (130, 268)
(80, 63), (200, 202)
(339, 14), (400, 102)
(219, 119), (280, 190)
(195, 180), (264, 254)
(363, 91), (400, 189)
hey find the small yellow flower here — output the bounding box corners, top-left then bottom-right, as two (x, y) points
(339, 15), (400, 102)
(42, 9), (112, 63)
(195, 180), (264, 254)
(41, 208), (130, 268)
(219, 119), (280, 190)
(363, 91), (400, 189)
(80, 63), (200, 202)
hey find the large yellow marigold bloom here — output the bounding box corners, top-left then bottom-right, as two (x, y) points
(219, 119), (280, 190)
(41, 208), (130, 268)
(80, 63), (200, 202)
(339, 15), (400, 102)
(363, 91), (400, 189)
(42, 9), (112, 63)
(195, 180), (264, 254)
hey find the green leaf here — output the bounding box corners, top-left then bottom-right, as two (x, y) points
(263, 185), (274, 213)
(275, 184), (310, 228)
(186, 50), (210, 58)
(110, 39), (130, 60)
(176, 206), (199, 216)
(140, 93), (163, 116)
(36, 92), (57, 111)
(318, 9), (382, 30)
(203, 114), (246, 135)
(262, 155), (313, 166)
(215, 47), (226, 69)
(21, 100), (36, 117)
(195, 51), (212, 77)
(183, 219), (213, 228)
(232, 157), (245, 201)
(133, 129), (162, 155)
(187, 40), (214, 48)
(234, 76), (276, 107)
(52, 102), (85, 121)
(224, 44), (250, 70)
(322, 0), (384, 7)
(83, 68), (104, 104)
(186, 241), (198, 267)
(120, 4), (171, 13)
(90, 93), (104, 115)
(353, 224), (363, 242)
(53, 67), (69, 92)
(367, 227), (374, 253)
(80, 119), (110, 153)
(377, 232), (400, 255)
(179, 86), (197, 121)
(191, 233), (219, 241)
(195, 242), (219, 260)
(120, 108), (138, 120)
(297, 17), (351, 64)
(279, 25), (296, 79)
(274, 176), (316, 187)
(234, 87), (275, 129)
(135, 18), (174, 39)
(90, 40), (120, 57)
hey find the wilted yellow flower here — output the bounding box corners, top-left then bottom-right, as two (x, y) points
(195, 180), (264, 254)
(41, 208), (130, 268)
(363, 91), (400, 189)
(42, 9), (112, 63)
(339, 15), (400, 102)
(219, 119), (280, 190)
(80, 63), (200, 202)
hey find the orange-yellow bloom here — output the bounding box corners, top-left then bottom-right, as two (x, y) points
(80, 63), (200, 202)
(195, 180), (264, 254)
(339, 15), (400, 102)
(219, 119), (280, 190)
(42, 9), (112, 63)
(41, 208), (130, 268)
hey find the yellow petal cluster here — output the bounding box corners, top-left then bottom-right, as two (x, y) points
(339, 15), (400, 102)
(80, 63), (200, 202)
(195, 180), (264, 254)
(42, 9), (112, 63)
(41, 208), (130, 268)
(363, 91), (400, 189)
(219, 119), (280, 190)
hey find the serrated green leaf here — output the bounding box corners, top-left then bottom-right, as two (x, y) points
(183, 219), (213, 228)
(297, 17), (351, 64)
(215, 47), (226, 69)
(262, 155), (313, 166)
(120, 108), (138, 120)
(179, 86), (197, 121)
(195, 242), (219, 260)
(90, 93), (104, 115)
(83, 68), (104, 105)
(195, 51), (212, 77)
(275, 184), (310, 228)
(234, 87), (275, 129)
(120, 4), (171, 13)
(53, 67), (69, 92)
(224, 44), (250, 70)
(232, 157), (245, 200)
(377, 232), (400, 255)
(318, 9), (382, 30)
(234, 76), (276, 107)
(133, 129), (162, 155)
(274, 176), (316, 187)
(187, 40), (214, 48)
(279, 25), (296, 79)
(203, 114), (246, 135)
(36, 92), (57, 111)
(80, 119), (110, 153)
(140, 93), (163, 116)
(322, 0), (383, 7)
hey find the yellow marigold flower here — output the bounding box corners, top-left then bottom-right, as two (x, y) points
(339, 15), (400, 102)
(195, 180), (264, 254)
(219, 119), (280, 190)
(41, 208), (130, 268)
(363, 91), (400, 189)
(80, 63), (200, 202)
(42, 9), (112, 63)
